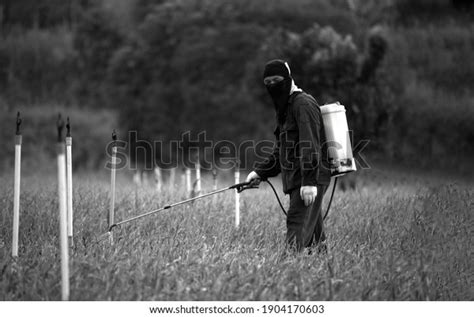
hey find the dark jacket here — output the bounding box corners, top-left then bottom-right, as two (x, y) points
(255, 91), (331, 194)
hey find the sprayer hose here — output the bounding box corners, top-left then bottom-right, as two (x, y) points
(265, 180), (287, 217)
(265, 177), (337, 220)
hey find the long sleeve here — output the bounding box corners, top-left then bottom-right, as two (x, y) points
(294, 101), (321, 187)
(254, 127), (281, 179)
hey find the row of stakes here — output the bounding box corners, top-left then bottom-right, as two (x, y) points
(11, 112), (243, 301)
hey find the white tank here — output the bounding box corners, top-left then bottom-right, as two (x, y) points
(320, 102), (357, 176)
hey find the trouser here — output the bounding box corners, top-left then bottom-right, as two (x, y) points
(286, 185), (328, 252)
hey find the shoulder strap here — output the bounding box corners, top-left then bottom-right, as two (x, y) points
(288, 91), (303, 105)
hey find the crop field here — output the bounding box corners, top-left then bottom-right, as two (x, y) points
(0, 167), (472, 301)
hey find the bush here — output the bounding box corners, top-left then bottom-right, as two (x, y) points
(382, 22), (474, 164)
(393, 0), (468, 25)
(399, 24), (474, 94)
(0, 27), (77, 103)
(73, 5), (124, 105)
(397, 80), (474, 164)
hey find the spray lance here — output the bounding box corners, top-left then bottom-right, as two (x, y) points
(104, 177), (337, 239)
(106, 180), (260, 234)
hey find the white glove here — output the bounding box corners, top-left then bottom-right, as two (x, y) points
(300, 186), (318, 206)
(245, 171), (261, 185)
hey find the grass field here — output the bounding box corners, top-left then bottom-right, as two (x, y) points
(0, 166), (472, 301)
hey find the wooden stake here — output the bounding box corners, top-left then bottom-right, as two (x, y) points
(108, 131), (117, 244)
(65, 117), (73, 247)
(12, 112), (22, 258)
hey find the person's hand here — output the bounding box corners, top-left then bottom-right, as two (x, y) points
(300, 186), (317, 206)
(245, 171), (261, 185)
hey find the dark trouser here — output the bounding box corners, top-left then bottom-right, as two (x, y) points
(286, 185), (328, 252)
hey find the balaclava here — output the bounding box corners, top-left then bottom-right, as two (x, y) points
(263, 59), (293, 124)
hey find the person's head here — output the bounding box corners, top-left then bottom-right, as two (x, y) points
(263, 59), (292, 84)
(263, 59), (293, 123)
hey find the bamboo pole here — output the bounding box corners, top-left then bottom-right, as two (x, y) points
(65, 117), (73, 247)
(12, 112), (22, 258)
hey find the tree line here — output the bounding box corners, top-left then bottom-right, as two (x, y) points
(0, 0), (472, 171)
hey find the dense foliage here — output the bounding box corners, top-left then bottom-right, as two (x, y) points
(0, 0), (473, 170)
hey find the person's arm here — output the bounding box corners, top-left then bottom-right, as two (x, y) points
(253, 127), (281, 180)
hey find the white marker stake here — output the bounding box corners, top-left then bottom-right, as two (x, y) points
(109, 143), (117, 243)
(195, 162), (201, 194)
(66, 136), (73, 246)
(169, 167), (176, 188)
(180, 170), (186, 191)
(154, 166), (162, 192)
(234, 168), (240, 228)
(185, 168), (192, 195)
(57, 143), (69, 301)
(12, 134), (22, 257)
(133, 170), (141, 186)
(212, 169), (218, 191)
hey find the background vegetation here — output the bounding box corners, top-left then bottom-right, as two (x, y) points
(0, 0), (473, 174)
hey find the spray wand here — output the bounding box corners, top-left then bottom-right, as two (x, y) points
(101, 177), (337, 241)
(107, 180), (259, 232)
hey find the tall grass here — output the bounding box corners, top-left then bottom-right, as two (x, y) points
(0, 168), (472, 300)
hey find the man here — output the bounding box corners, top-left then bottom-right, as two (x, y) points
(246, 59), (331, 252)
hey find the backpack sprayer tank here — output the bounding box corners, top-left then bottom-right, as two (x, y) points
(320, 102), (357, 176)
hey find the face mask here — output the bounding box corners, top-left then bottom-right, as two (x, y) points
(266, 78), (292, 124)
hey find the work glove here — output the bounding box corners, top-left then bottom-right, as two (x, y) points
(245, 171), (261, 185)
(300, 186), (318, 206)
